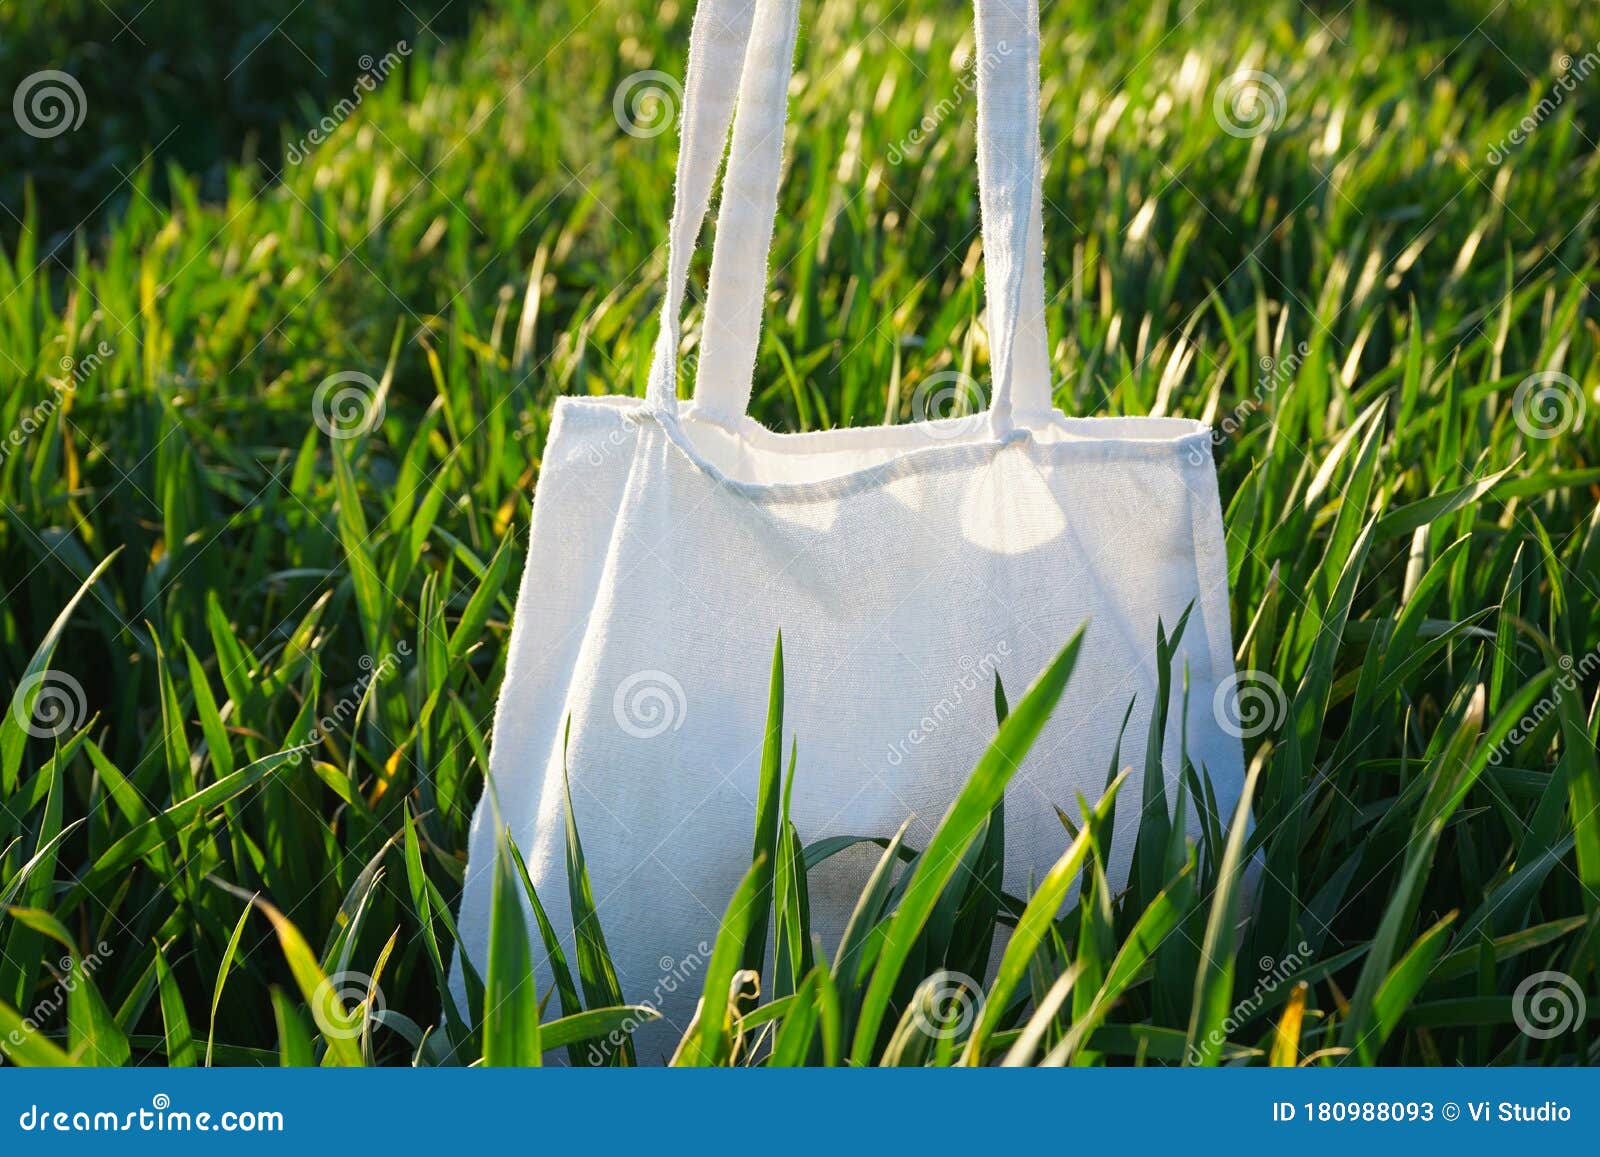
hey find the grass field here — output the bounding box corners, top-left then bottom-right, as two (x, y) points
(2, 0), (1600, 1066)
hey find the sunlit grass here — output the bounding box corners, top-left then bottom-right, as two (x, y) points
(0, 0), (1598, 1065)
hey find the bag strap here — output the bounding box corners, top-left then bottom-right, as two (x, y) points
(648, 0), (1052, 434)
(643, 0), (761, 413)
(681, 0), (803, 426)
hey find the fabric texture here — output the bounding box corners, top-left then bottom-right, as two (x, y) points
(451, 0), (1246, 1063)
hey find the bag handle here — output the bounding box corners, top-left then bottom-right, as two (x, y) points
(643, 0), (762, 413)
(647, 0), (1052, 434)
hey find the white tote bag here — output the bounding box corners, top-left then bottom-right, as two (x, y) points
(453, 0), (1245, 1060)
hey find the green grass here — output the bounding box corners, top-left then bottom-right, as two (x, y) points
(2, 0), (1600, 1066)
(0, 0), (468, 245)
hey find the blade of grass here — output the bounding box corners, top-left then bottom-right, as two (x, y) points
(850, 626), (1086, 1065)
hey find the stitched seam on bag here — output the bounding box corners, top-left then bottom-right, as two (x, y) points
(551, 397), (1218, 505)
